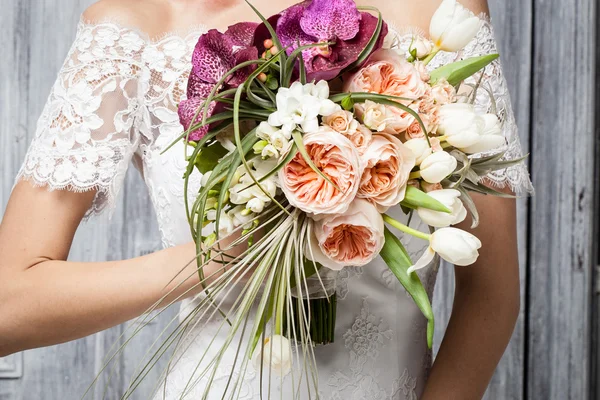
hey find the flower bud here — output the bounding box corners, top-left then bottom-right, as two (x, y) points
(431, 227), (481, 265)
(253, 335), (292, 376)
(419, 151), (457, 183)
(430, 0), (481, 52)
(247, 198), (265, 213)
(417, 189), (467, 227)
(409, 36), (434, 58)
(437, 103), (484, 148)
(404, 138), (432, 165)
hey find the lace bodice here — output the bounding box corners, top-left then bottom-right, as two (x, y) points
(15, 15), (533, 400)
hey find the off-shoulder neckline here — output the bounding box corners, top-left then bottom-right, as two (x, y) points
(78, 12), (491, 45)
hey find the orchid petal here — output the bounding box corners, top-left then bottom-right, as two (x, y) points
(300, 0), (361, 41)
(228, 47), (259, 87)
(277, 4), (318, 55)
(225, 22), (259, 47)
(191, 29), (236, 84)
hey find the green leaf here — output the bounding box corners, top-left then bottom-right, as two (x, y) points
(402, 186), (452, 213)
(194, 142), (229, 174)
(341, 95), (355, 111)
(347, 6), (383, 70)
(430, 54), (500, 86)
(380, 227), (434, 348)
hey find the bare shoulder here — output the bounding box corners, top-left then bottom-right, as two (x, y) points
(82, 0), (170, 37)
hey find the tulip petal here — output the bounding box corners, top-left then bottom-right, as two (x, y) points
(300, 0), (361, 41)
(439, 17), (481, 51)
(429, 0), (458, 43)
(408, 246), (436, 275)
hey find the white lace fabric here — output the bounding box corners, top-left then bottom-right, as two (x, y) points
(14, 14), (532, 400)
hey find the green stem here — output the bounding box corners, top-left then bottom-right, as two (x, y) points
(383, 214), (431, 241)
(409, 171), (421, 180)
(422, 47), (440, 65)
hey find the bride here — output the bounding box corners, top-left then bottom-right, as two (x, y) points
(0, 0), (533, 398)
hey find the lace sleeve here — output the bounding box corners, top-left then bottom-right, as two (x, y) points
(16, 20), (148, 216)
(454, 18), (534, 195)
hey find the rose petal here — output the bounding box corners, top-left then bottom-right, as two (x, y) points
(300, 0), (361, 41)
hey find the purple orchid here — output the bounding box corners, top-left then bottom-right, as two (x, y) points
(179, 22), (259, 141)
(255, 0), (388, 82)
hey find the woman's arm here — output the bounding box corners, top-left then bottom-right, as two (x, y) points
(421, 192), (520, 400)
(0, 182), (223, 357)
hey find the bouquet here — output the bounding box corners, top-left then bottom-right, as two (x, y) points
(156, 0), (523, 396)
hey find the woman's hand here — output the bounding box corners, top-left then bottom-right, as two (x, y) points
(421, 190), (520, 400)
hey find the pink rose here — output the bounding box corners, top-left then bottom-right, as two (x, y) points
(344, 49), (430, 103)
(431, 79), (457, 105)
(279, 126), (363, 216)
(358, 133), (416, 210)
(306, 199), (385, 270)
(347, 124), (373, 155)
(322, 110), (359, 135)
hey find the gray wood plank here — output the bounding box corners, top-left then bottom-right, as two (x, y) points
(527, 0), (596, 398)
(433, 1), (533, 399)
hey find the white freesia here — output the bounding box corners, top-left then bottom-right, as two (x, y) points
(409, 36), (434, 58)
(404, 138), (432, 165)
(268, 81), (340, 135)
(437, 103), (484, 148)
(261, 144), (279, 159)
(253, 335), (292, 376)
(417, 189), (467, 227)
(461, 113), (506, 153)
(408, 227), (482, 274)
(205, 209), (235, 237)
(246, 197), (265, 213)
(419, 151), (457, 183)
(430, 0), (481, 52)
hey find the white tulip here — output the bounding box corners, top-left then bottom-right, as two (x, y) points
(408, 227), (481, 274)
(437, 103), (484, 148)
(409, 36), (434, 58)
(417, 189), (467, 227)
(404, 138), (432, 165)
(419, 151), (457, 183)
(429, 0), (482, 52)
(253, 335), (292, 376)
(461, 114), (506, 153)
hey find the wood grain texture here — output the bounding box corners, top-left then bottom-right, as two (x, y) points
(432, 1), (534, 399)
(527, 0), (596, 398)
(0, 0), (597, 398)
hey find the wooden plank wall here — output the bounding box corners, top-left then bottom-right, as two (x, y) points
(0, 0), (597, 399)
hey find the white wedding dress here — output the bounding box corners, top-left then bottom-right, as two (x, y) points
(16, 13), (533, 400)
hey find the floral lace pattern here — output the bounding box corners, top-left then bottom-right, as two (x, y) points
(15, 13), (531, 399)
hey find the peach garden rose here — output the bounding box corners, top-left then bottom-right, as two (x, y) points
(306, 198), (385, 270)
(358, 133), (416, 210)
(279, 126), (363, 216)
